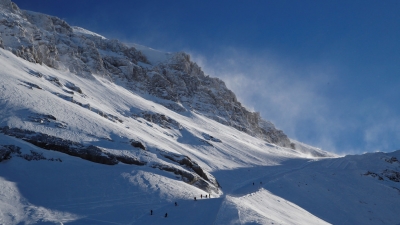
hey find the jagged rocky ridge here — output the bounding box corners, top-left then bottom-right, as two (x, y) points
(0, 0), (292, 148)
(0, 126), (219, 193)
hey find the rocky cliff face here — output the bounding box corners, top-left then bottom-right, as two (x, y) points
(0, 0), (292, 148)
(137, 53), (292, 147)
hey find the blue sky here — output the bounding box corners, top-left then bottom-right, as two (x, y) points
(13, 0), (400, 155)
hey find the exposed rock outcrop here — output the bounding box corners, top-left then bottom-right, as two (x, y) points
(130, 140), (146, 150)
(153, 151), (220, 193)
(132, 111), (182, 130)
(0, 145), (62, 162)
(0, 126), (146, 166)
(0, 126), (219, 192)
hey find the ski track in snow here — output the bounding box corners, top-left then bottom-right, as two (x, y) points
(212, 159), (330, 225)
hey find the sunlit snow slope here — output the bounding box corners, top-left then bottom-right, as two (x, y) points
(0, 1), (399, 224)
(1, 42), (400, 225)
(0, 43), (329, 225)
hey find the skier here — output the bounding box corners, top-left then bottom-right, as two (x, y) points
(201, 194), (202, 199)
(150, 210), (153, 215)
(165, 213), (168, 218)
(175, 202), (178, 206)
(205, 194), (208, 198)
(253, 182), (254, 185)
(194, 197), (197, 201)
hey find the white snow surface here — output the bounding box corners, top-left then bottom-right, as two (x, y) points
(130, 43), (173, 65)
(0, 13), (399, 225)
(72, 26), (106, 40)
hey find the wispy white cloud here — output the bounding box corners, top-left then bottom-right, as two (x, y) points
(188, 47), (400, 155)
(363, 114), (400, 152)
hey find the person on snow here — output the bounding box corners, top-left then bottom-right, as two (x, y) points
(150, 210), (153, 215)
(175, 202), (178, 206)
(201, 194), (202, 199)
(194, 197), (197, 201)
(165, 213), (168, 218)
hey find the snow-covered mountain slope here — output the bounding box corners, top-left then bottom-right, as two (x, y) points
(1, 1), (400, 224)
(0, 0), (293, 148)
(0, 47), (331, 224)
(261, 151), (400, 225)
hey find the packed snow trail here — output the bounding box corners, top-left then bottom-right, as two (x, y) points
(132, 198), (223, 225)
(211, 158), (331, 224)
(122, 157), (329, 225)
(219, 158), (315, 197)
(212, 151), (400, 225)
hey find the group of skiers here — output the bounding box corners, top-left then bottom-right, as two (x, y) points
(194, 193), (211, 201)
(149, 182), (265, 219)
(150, 193), (212, 218)
(150, 202), (178, 218)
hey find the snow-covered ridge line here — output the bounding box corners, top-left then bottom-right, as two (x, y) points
(0, 0), (294, 148)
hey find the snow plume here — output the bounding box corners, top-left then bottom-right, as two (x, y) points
(190, 47), (400, 154)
